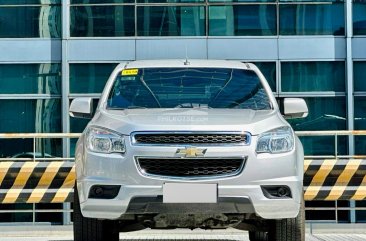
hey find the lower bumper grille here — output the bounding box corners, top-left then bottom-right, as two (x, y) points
(136, 157), (246, 179)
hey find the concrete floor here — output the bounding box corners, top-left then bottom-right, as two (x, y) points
(0, 225), (366, 241)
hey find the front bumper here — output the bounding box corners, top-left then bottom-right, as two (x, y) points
(78, 178), (301, 220)
(76, 136), (303, 220)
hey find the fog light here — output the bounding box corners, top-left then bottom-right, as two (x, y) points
(88, 185), (121, 199)
(261, 186), (292, 199)
(94, 187), (104, 196)
(277, 187), (288, 197)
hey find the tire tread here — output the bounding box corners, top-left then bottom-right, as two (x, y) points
(73, 186), (119, 241)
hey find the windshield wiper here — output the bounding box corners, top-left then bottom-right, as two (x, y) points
(174, 103), (211, 108)
(127, 106), (147, 109)
(107, 106), (147, 110)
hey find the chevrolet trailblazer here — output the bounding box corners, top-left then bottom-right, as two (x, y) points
(70, 59), (308, 241)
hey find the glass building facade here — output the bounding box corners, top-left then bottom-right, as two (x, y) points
(0, 0), (365, 224)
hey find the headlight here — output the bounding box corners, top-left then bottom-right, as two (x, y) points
(86, 126), (125, 154)
(256, 126), (294, 154)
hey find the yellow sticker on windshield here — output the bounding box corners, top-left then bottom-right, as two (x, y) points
(122, 69), (138, 76)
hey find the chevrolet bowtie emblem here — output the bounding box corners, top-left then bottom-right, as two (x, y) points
(176, 147), (207, 158)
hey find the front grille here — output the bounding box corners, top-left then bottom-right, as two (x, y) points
(133, 133), (250, 145)
(136, 158), (245, 178)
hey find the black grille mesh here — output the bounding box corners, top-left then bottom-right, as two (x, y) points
(137, 158), (244, 177)
(134, 133), (249, 145)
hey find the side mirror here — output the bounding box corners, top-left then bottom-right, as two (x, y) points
(69, 98), (93, 119)
(283, 98), (308, 119)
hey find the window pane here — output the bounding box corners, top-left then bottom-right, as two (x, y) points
(0, 99), (62, 157)
(288, 97), (347, 155)
(289, 97), (346, 131)
(280, 4), (345, 35)
(209, 5), (276, 36)
(71, 0), (133, 3)
(355, 97), (366, 130)
(70, 63), (118, 93)
(281, 62), (345, 92)
(0, 6), (61, 38)
(354, 3), (366, 35)
(280, 0), (343, 2)
(0, 203), (63, 224)
(254, 62), (276, 92)
(35, 203), (63, 224)
(0, 64), (61, 95)
(305, 201), (337, 221)
(70, 6), (135, 37)
(0, 99), (61, 133)
(354, 97), (366, 155)
(0, 204), (33, 223)
(356, 201), (366, 223)
(0, 0), (60, 4)
(354, 61), (366, 91)
(137, 6), (205, 36)
(138, 0), (204, 2)
(210, 0), (275, 2)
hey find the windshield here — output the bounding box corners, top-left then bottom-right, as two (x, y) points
(106, 67), (272, 110)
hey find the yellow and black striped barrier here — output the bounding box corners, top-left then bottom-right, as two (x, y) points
(0, 159), (365, 203)
(304, 159), (366, 201)
(0, 161), (75, 204)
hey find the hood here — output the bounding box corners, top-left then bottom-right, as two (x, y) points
(90, 108), (289, 136)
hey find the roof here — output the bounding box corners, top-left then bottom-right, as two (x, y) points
(116, 59), (255, 70)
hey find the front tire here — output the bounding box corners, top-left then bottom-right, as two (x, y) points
(268, 198), (305, 241)
(73, 186), (120, 241)
(249, 231), (267, 241)
(249, 198), (305, 241)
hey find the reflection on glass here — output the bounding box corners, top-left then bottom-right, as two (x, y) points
(254, 62), (276, 92)
(209, 5), (276, 36)
(0, 6), (61, 38)
(279, 0), (343, 2)
(70, 6), (135, 37)
(209, 0), (275, 2)
(35, 203), (63, 224)
(354, 97), (366, 130)
(355, 201), (366, 222)
(280, 4), (345, 35)
(137, 6), (205, 36)
(138, 0), (204, 2)
(288, 97), (347, 155)
(281, 62), (345, 92)
(288, 97), (346, 131)
(71, 0), (133, 3)
(354, 3), (366, 35)
(107, 68), (271, 109)
(70, 63), (117, 93)
(0, 203), (63, 224)
(355, 96), (366, 157)
(0, 99), (62, 158)
(0, 64), (61, 95)
(0, 0), (60, 4)
(0, 204), (33, 223)
(299, 135), (347, 155)
(305, 201), (336, 221)
(354, 62), (366, 91)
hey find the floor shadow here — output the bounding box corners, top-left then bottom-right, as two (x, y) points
(50, 240), (240, 241)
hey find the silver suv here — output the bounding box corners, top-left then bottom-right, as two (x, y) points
(70, 60), (308, 241)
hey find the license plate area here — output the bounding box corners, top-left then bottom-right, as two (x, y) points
(163, 183), (217, 203)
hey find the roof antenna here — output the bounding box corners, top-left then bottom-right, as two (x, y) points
(184, 46), (190, 66)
